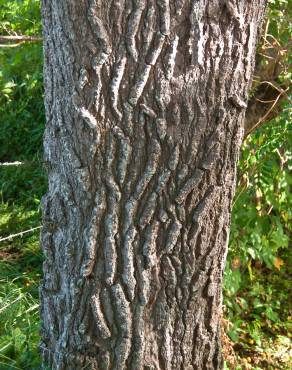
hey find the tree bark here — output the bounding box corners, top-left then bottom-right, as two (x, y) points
(40, 1), (266, 369)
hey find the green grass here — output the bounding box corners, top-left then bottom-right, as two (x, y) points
(0, 163), (45, 369)
(0, 234), (42, 369)
(0, 269), (41, 369)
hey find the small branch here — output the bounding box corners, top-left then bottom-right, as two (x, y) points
(255, 98), (280, 104)
(257, 80), (289, 96)
(0, 296), (23, 314)
(0, 35), (42, 48)
(0, 35), (42, 42)
(0, 226), (42, 243)
(245, 86), (289, 137)
(0, 161), (24, 166)
(0, 42), (27, 48)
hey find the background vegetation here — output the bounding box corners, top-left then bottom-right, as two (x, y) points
(0, 0), (291, 369)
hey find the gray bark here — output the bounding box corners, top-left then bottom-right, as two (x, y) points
(40, 1), (266, 369)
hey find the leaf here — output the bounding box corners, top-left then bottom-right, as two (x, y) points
(265, 307), (279, 322)
(3, 82), (17, 89)
(274, 257), (284, 270)
(12, 327), (26, 352)
(247, 248), (256, 259)
(231, 257), (241, 269)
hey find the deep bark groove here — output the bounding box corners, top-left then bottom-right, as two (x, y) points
(40, 1), (266, 369)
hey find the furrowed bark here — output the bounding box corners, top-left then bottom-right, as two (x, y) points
(40, 1), (266, 369)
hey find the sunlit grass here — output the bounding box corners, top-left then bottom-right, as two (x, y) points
(0, 164), (44, 369)
(0, 261), (41, 369)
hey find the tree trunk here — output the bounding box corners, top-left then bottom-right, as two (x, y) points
(40, 1), (266, 369)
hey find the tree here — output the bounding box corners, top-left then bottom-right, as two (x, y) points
(40, 1), (267, 368)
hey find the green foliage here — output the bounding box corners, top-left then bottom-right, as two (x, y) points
(0, 166), (44, 369)
(0, 0), (43, 161)
(224, 115), (292, 367)
(268, 0), (292, 47)
(0, 0), (41, 36)
(0, 268), (41, 369)
(0, 165), (44, 370)
(229, 106), (291, 268)
(224, 29), (291, 370)
(0, 162), (46, 207)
